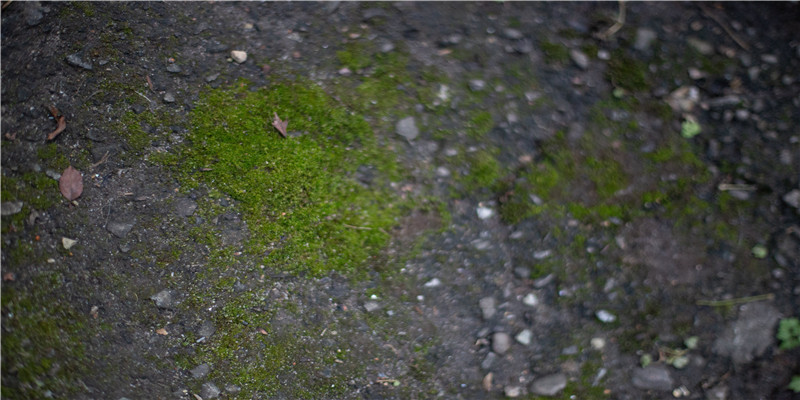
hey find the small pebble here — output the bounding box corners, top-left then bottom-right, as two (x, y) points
(530, 373), (567, 396)
(468, 79), (486, 92)
(504, 385), (523, 398)
(476, 206), (494, 220)
(166, 64), (181, 73)
(364, 301), (380, 312)
(163, 92), (176, 103)
(522, 293), (539, 307)
(230, 50), (248, 63)
(435, 166), (451, 177)
(590, 337), (606, 350)
(201, 382), (221, 399)
(570, 49), (589, 70)
(481, 352), (497, 370)
(492, 332), (512, 354)
(596, 309), (616, 323)
(515, 329), (532, 345)
(190, 363), (211, 379)
(479, 297), (497, 320)
(424, 278), (442, 288)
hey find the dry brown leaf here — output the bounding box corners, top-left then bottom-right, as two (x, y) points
(272, 112), (288, 138)
(3, 272), (15, 282)
(258, 328), (268, 335)
(59, 166), (83, 201)
(156, 328), (168, 335)
(46, 105), (67, 141)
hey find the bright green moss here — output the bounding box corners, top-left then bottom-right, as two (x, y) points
(458, 151), (502, 192)
(174, 80), (407, 276)
(336, 41), (374, 71)
(606, 51), (649, 92)
(466, 111), (494, 139)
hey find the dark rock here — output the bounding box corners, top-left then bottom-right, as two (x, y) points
(150, 289), (177, 309)
(107, 219), (135, 238)
(190, 363), (210, 379)
(23, 2), (44, 26)
(166, 64), (181, 73)
(712, 302), (781, 364)
(174, 198), (197, 217)
(198, 320), (216, 338)
(206, 41), (229, 53)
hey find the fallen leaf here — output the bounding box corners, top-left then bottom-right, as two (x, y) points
(272, 112), (288, 138)
(156, 328), (168, 335)
(3, 272), (15, 282)
(90, 305), (99, 319)
(62, 237), (78, 250)
(258, 328), (268, 335)
(59, 166), (83, 201)
(46, 105), (67, 141)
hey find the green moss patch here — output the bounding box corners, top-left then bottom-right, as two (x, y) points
(174, 80), (408, 276)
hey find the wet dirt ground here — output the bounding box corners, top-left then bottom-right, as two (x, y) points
(2, 2), (800, 400)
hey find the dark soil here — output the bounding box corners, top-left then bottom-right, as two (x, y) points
(2, 2), (799, 400)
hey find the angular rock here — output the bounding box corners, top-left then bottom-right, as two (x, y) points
(66, 53), (93, 71)
(515, 329), (532, 345)
(712, 302), (781, 364)
(530, 373), (567, 396)
(481, 352), (497, 370)
(479, 297), (496, 320)
(231, 50), (247, 63)
(396, 116), (419, 141)
(163, 92), (176, 103)
(166, 64), (182, 73)
(198, 320), (216, 338)
(174, 198), (198, 217)
(1, 201), (23, 216)
(201, 382), (221, 399)
(783, 189), (800, 209)
(492, 332), (511, 355)
(631, 365), (674, 391)
(364, 301), (380, 312)
(107, 219), (135, 238)
(504, 385), (523, 398)
(190, 363), (210, 379)
(150, 289), (177, 309)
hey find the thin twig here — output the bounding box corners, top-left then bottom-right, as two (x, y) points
(91, 151), (110, 169)
(598, 1), (626, 40)
(696, 293), (774, 307)
(343, 223), (372, 230)
(718, 183), (756, 192)
(2, 1), (13, 11)
(698, 3), (750, 51)
(134, 91), (153, 104)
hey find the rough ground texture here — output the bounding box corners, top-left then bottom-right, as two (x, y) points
(2, 2), (800, 400)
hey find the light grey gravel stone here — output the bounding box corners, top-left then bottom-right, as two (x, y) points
(174, 198), (197, 217)
(163, 92), (176, 103)
(687, 37), (714, 55)
(190, 363), (210, 379)
(631, 365), (674, 391)
(492, 332), (512, 355)
(504, 385), (523, 398)
(150, 289), (177, 309)
(201, 382), (221, 399)
(634, 28), (657, 51)
(481, 352), (497, 370)
(231, 50), (247, 63)
(396, 116), (419, 141)
(522, 293), (539, 307)
(783, 189), (800, 209)
(1, 201), (23, 216)
(107, 219), (135, 238)
(515, 329), (532, 345)
(712, 302), (781, 364)
(166, 64), (181, 73)
(479, 297), (496, 320)
(364, 301), (380, 312)
(66, 53), (93, 70)
(570, 49), (589, 70)
(468, 79), (486, 92)
(502, 28), (523, 40)
(198, 320), (216, 338)
(530, 373), (567, 396)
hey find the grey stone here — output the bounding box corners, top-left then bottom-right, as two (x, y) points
(631, 365), (674, 391)
(712, 302), (781, 364)
(479, 297), (496, 320)
(468, 79), (486, 92)
(1, 201), (23, 216)
(515, 329), (532, 346)
(107, 219), (135, 238)
(200, 382), (221, 399)
(150, 289), (177, 309)
(481, 352), (497, 370)
(225, 384), (241, 393)
(379, 41), (395, 53)
(530, 373), (567, 396)
(163, 92), (176, 103)
(634, 28), (657, 51)
(492, 332), (511, 355)
(66, 53), (93, 70)
(205, 73), (220, 82)
(502, 28), (524, 40)
(190, 363), (210, 379)
(504, 385), (523, 398)
(705, 384), (728, 400)
(688, 37), (714, 55)
(174, 198), (197, 217)
(198, 320), (216, 338)
(396, 116), (419, 141)
(782, 189), (800, 209)
(364, 301), (380, 312)
(513, 39), (533, 54)
(23, 1), (44, 26)
(166, 64), (181, 73)
(514, 267), (530, 279)
(570, 49), (589, 70)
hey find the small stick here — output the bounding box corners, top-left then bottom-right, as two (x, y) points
(698, 4), (750, 52)
(91, 151), (110, 169)
(717, 183), (756, 192)
(696, 293), (774, 307)
(2, 1), (13, 11)
(598, 1), (626, 40)
(135, 91), (153, 104)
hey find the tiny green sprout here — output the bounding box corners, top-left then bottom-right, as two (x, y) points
(640, 353), (652, 367)
(681, 117), (701, 138)
(612, 87), (626, 98)
(777, 317), (800, 350)
(751, 244), (768, 259)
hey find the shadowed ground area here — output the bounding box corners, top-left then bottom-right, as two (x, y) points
(2, 2), (799, 399)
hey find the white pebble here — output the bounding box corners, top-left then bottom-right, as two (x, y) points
(231, 50), (248, 63)
(424, 278), (442, 288)
(590, 337), (606, 350)
(476, 206), (494, 220)
(522, 293), (539, 307)
(515, 329), (533, 345)
(596, 310), (616, 323)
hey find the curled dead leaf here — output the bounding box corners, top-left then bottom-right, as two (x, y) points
(272, 112), (288, 138)
(46, 105), (67, 141)
(156, 328), (168, 335)
(59, 166), (83, 201)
